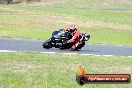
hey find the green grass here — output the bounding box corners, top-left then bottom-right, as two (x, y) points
(0, 53), (132, 88)
(0, 0), (132, 45)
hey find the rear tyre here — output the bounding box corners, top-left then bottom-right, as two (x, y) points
(42, 39), (52, 49)
(76, 42), (85, 50)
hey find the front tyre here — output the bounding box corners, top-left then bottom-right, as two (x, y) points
(42, 39), (52, 49)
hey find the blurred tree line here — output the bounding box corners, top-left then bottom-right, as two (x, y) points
(0, 0), (41, 4)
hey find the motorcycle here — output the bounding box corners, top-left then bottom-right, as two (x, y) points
(42, 29), (90, 50)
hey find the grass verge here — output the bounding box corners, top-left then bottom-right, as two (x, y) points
(0, 53), (132, 88)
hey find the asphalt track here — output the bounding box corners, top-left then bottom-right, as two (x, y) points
(0, 38), (132, 56)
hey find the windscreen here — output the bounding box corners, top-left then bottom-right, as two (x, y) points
(52, 29), (64, 38)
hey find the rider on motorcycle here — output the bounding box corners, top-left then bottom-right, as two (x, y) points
(64, 25), (82, 50)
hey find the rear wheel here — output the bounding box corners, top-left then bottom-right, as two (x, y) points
(42, 39), (52, 49)
(76, 42), (85, 50)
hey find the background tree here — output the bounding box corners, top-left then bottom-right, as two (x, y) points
(6, 0), (13, 5)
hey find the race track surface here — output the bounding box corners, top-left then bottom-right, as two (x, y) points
(0, 38), (132, 56)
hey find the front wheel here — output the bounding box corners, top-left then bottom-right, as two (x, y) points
(42, 39), (52, 49)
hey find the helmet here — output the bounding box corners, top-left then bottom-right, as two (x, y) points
(69, 25), (76, 32)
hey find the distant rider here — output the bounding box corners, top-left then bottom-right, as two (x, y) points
(64, 25), (82, 50)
